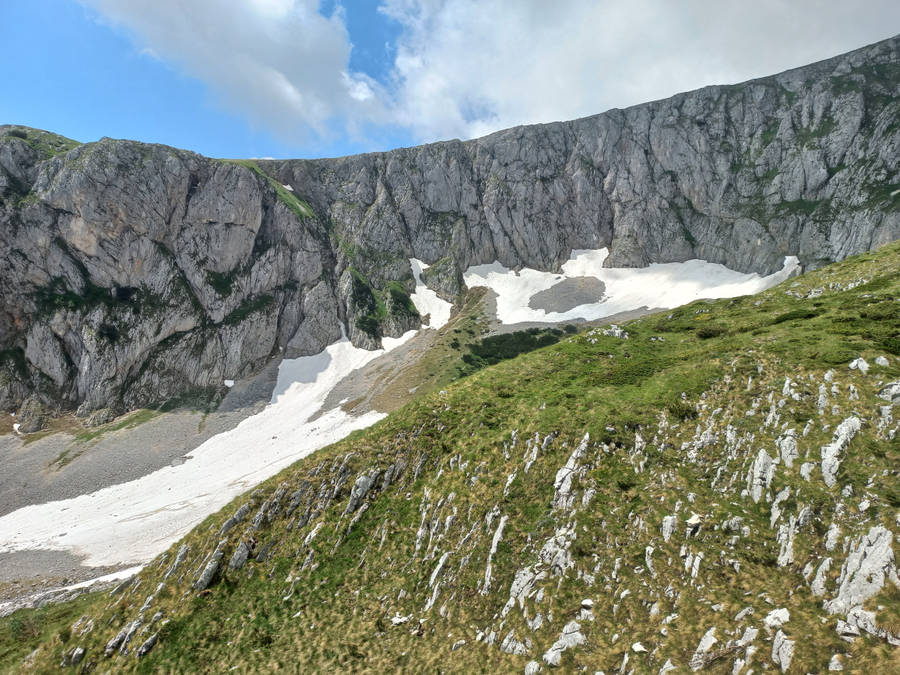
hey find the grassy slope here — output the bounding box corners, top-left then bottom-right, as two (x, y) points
(5, 242), (900, 673)
(0, 126), (80, 160)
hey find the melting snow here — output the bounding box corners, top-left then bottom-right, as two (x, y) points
(0, 338), (406, 568)
(463, 248), (800, 324)
(410, 258), (452, 329)
(0, 258), (456, 569)
(0, 248), (800, 573)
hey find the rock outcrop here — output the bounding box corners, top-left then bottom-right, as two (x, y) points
(2, 35), (899, 412)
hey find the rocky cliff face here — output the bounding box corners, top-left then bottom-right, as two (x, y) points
(1, 36), (899, 414)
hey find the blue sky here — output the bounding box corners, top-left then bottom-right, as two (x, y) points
(2, 1), (899, 159)
(0, 0), (409, 158)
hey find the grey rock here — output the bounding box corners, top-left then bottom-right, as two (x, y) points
(551, 433), (588, 511)
(825, 525), (899, 615)
(85, 408), (116, 427)
(765, 607), (790, 629)
(812, 558), (833, 596)
(826, 522), (842, 551)
(218, 503), (250, 537)
(193, 539), (228, 591)
(60, 646), (86, 668)
(689, 627), (718, 671)
(601, 324), (628, 339)
(821, 417), (862, 488)
(529, 277), (605, 313)
(772, 629), (795, 672)
(776, 429), (798, 468)
(542, 621), (585, 665)
(845, 606), (900, 645)
(748, 449), (775, 503)
(3, 35), (900, 413)
(163, 544), (189, 581)
(104, 619), (140, 657)
(776, 517), (796, 567)
(500, 630), (531, 655)
(118, 619), (142, 655)
(661, 515), (678, 542)
(70, 647), (85, 666)
(878, 381), (900, 404)
(15, 396), (45, 433)
(420, 256), (464, 302)
(344, 470), (379, 515)
(137, 633), (158, 657)
(228, 541), (250, 571)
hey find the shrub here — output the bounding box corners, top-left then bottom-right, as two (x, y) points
(667, 399), (698, 421)
(771, 308), (821, 324)
(356, 315), (381, 338)
(97, 323), (119, 342)
(696, 325), (727, 339)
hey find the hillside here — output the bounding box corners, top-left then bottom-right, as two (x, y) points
(3, 240), (898, 673)
(1, 35), (899, 417)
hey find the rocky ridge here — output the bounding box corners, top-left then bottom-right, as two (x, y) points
(7, 239), (899, 672)
(1, 35), (900, 415)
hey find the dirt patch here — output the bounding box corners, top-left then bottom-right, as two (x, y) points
(528, 276), (606, 312)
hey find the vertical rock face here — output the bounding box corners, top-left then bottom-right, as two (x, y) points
(2, 35), (900, 413)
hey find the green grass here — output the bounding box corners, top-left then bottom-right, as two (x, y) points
(222, 294), (274, 325)
(795, 115), (837, 146)
(224, 159), (315, 220)
(456, 327), (571, 377)
(385, 281), (419, 319)
(349, 267), (385, 338)
(205, 269), (237, 297)
(1, 126), (80, 160)
(33, 277), (116, 315)
(6, 240), (900, 673)
(0, 592), (99, 670)
(348, 268), (419, 339)
(73, 408), (163, 444)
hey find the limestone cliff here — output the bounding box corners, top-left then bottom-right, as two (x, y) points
(1, 35), (899, 413)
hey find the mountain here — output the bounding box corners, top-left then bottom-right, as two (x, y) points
(1, 35), (899, 419)
(3, 235), (898, 673)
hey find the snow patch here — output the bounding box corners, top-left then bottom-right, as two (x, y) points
(0, 337), (409, 567)
(463, 248), (800, 324)
(409, 258), (452, 330)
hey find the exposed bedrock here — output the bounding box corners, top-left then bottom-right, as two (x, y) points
(1, 35), (899, 412)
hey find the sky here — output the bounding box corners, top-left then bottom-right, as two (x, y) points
(1, 1), (898, 159)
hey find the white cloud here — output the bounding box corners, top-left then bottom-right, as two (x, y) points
(80, 0), (900, 150)
(381, 0), (900, 141)
(80, 0), (388, 143)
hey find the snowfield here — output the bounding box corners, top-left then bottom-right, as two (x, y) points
(0, 338), (392, 567)
(464, 248), (801, 324)
(0, 259), (451, 569)
(0, 250), (793, 573)
(410, 258), (452, 329)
